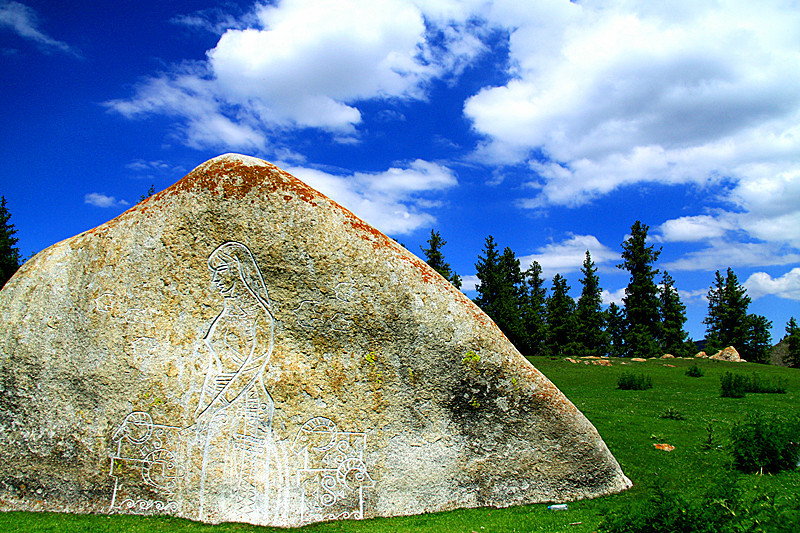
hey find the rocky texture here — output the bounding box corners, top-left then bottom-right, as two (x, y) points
(710, 346), (745, 362)
(0, 154), (630, 527)
(660, 354), (675, 359)
(695, 351), (708, 358)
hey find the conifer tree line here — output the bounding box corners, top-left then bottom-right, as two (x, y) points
(422, 222), (776, 362)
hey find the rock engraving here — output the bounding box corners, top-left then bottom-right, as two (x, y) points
(293, 416), (373, 523)
(108, 241), (372, 524)
(109, 411), (182, 514)
(195, 241), (278, 520)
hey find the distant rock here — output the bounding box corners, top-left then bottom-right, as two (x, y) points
(0, 155), (631, 527)
(631, 358), (647, 362)
(660, 354), (675, 359)
(694, 351), (708, 358)
(770, 338), (789, 366)
(710, 346), (745, 362)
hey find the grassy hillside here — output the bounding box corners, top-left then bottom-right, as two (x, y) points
(2, 357), (798, 532)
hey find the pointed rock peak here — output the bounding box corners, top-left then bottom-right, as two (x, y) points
(0, 155), (630, 527)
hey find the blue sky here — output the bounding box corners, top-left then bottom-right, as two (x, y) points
(2, 0), (799, 344)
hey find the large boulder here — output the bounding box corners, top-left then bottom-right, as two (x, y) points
(0, 154), (630, 527)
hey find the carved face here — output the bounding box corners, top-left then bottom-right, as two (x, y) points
(210, 260), (239, 297)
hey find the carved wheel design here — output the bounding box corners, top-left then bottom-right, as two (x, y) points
(113, 411), (153, 445)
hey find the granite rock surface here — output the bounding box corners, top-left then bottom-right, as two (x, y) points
(0, 154), (631, 526)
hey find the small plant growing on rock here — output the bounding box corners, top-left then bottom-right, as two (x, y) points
(617, 372), (653, 390)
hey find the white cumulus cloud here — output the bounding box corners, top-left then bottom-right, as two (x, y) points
(519, 233), (617, 279)
(106, 0), (488, 149)
(464, 0), (800, 272)
(744, 268), (800, 301)
(284, 159), (457, 235)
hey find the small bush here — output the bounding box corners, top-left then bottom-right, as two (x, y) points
(617, 372), (653, 390)
(730, 412), (800, 474)
(744, 372), (787, 394)
(685, 364), (704, 377)
(721, 372), (787, 397)
(659, 407), (685, 420)
(720, 371), (747, 398)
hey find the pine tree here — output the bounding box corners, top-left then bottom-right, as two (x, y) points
(785, 317), (800, 368)
(658, 271), (690, 356)
(420, 229), (462, 288)
(520, 261), (548, 357)
(474, 235), (502, 318)
(704, 267), (772, 363)
(618, 221), (662, 357)
(746, 313), (773, 364)
(0, 196), (22, 289)
(139, 183), (156, 202)
(545, 274), (578, 356)
(575, 251), (608, 357)
(606, 303), (626, 357)
(704, 268), (752, 352)
(474, 237), (525, 349)
(496, 246), (526, 349)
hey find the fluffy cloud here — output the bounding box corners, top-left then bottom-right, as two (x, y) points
(519, 234), (617, 279)
(601, 287), (626, 306)
(459, 274), (479, 293)
(283, 159), (457, 235)
(0, 1), (80, 56)
(467, 1), (800, 247)
(106, 0), (487, 148)
(744, 268), (800, 301)
(84, 193), (129, 208)
(656, 215), (733, 243)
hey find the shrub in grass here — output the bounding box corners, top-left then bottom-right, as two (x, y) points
(599, 485), (701, 533)
(720, 371), (747, 398)
(617, 372), (652, 390)
(721, 372), (787, 397)
(730, 412), (800, 474)
(599, 479), (800, 533)
(744, 373), (787, 394)
(659, 407), (685, 420)
(685, 364), (704, 377)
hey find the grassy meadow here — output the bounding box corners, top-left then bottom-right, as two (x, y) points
(2, 356), (798, 532)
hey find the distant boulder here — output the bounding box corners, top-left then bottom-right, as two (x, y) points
(710, 346), (746, 362)
(694, 351), (708, 358)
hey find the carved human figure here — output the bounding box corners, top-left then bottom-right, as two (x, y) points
(194, 241), (276, 520)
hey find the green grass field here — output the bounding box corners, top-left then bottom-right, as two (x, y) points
(2, 357), (799, 532)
